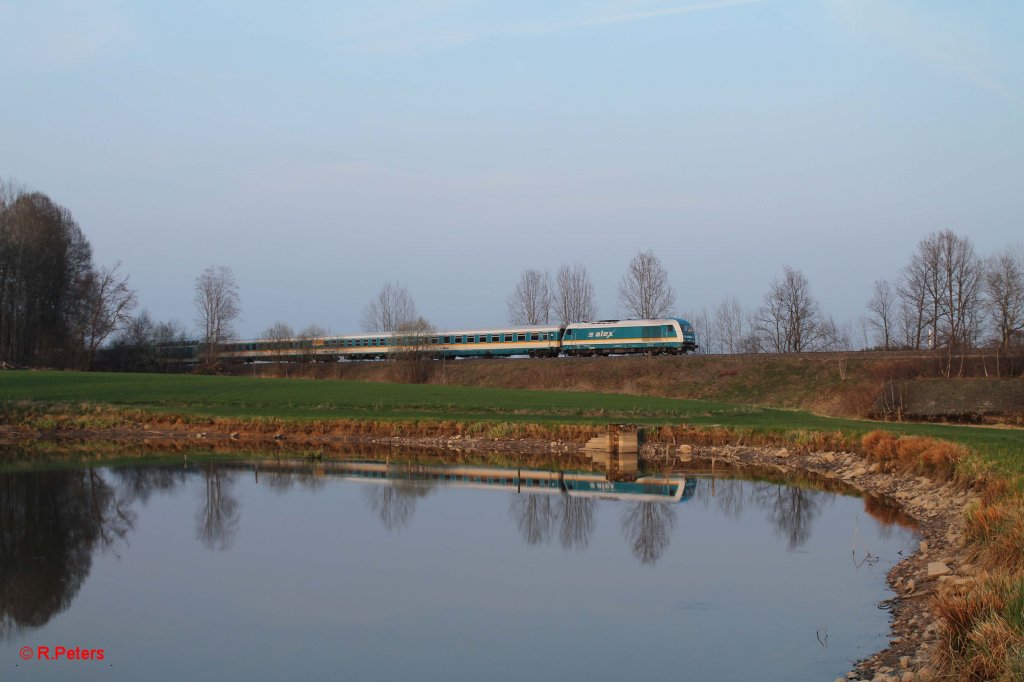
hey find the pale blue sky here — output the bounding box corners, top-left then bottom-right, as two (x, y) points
(1, 0), (1021, 338)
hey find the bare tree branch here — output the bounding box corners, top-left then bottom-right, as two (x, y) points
(361, 281), (417, 332)
(81, 262), (137, 368)
(507, 269), (551, 325)
(985, 245), (1024, 349)
(194, 265), (241, 369)
(618, 250), (675, 319)
(866, 279), (896, 350)
(554, 263), (596, 324)
(753, 266), (824, 352)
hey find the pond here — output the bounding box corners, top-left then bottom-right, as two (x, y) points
(0, 456), (918, 681)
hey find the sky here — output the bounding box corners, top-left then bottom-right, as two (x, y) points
(1, 0), (1021, 339)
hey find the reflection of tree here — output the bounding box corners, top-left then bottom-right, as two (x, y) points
(509, 493), (595, 551)
(113, 466), (187, 504)
(713, 479), (746, 520)
(362, 471), (436, 533)
(263, 470), (297, 493)
(621, 502), (675, 566)
(197, 466), (240, 551)
(0, 470), (134, 640)
(509, 494), (554, 545)
(749, 482), (827, 550)
(262, 466), (326, 494)
(557, 496), (594, 551)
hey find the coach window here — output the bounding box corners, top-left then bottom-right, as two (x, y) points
(530, 333), (539, 341)
(517, 333), (526, 342)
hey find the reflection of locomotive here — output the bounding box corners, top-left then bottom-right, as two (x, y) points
(206, 317), (698, 363)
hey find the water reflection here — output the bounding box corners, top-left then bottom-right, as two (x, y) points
(748, 482), (829, 551)
(112, 465), (188, 505)
(692, 469), (917, 552)
(621, 502), (676, 565)
(507, 494), (596, 550)
(0, 457), (919, 643)
(0, 470), (134, 640)
(559, 496), (595, 551)
(509, 494), (554, 545)
(197, 466), (240, 550)
(360, 462), (439, 532)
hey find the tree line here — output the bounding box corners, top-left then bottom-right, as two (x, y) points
(0, 182), (136, 368)
(4, 178), (1021, 372)
(0, 179), (248, 372)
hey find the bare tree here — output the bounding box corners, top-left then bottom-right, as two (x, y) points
(899, 230), (983, 350)
(934, 230), (983, 348)
(712, 296), (746, 354)
(553, 263), (596, 324)
(753, 266), (824, 353)
(897, 246), (933, 349)
(79, 262), (137, 368)
(819, 315), (852, 351)
(866, 279), (896, 350)
(618, 250), (675, 319)
(507, 269), (551, 325)
(297, 323), (327, 364)
(682, 308), (714, 353)
(194, 265), (241, 368)
(262, 321), (294, 366)
(390, 316), (436, 383)
(361, 281), (417, 332)
(985, 245), (1024, 349)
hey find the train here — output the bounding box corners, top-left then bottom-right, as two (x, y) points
(166, 318), (698, 364)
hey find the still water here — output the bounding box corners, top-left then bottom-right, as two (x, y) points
(0, 457), (917, 681)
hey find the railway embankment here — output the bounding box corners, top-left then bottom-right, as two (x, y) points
(239, 350), (1024, 423)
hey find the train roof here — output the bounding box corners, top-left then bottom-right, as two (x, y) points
(564, 318), (688, 329)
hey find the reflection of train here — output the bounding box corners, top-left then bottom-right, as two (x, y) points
(231, 459), (697, 503)
(175, 318), (698, 364)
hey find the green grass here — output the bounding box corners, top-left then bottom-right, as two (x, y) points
(2, 370), (1023, 472)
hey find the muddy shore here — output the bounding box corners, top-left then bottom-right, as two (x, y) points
(2, 425), (973, 681)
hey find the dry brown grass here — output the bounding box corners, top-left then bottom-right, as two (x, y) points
(966, 498), (1024, 574)
(860, 430), (967, 481)
(932, 572), (1024, 681)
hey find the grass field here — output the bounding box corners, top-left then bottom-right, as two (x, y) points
(2, 371), (1023, 472)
